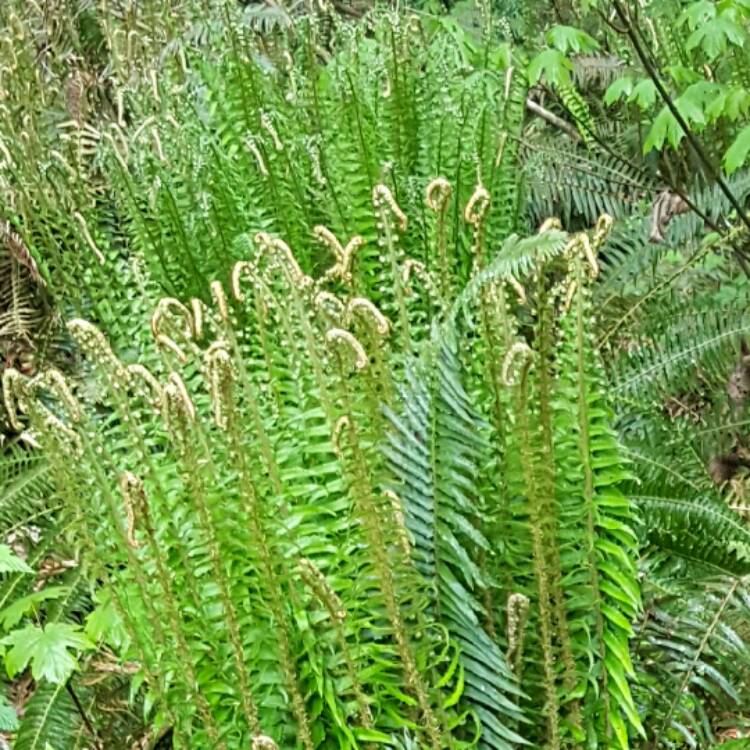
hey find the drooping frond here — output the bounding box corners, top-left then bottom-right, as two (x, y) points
(451, 228), (569, 323)
(632, 564), (750, 748)
(522, 141), (653, 226)
(571, 54), (627, 90)
(0, 228), (51, 362)
(611, 307), (750, 401)
(0, 446), (56, 531)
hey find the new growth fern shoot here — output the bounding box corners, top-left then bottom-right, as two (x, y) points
(3, 175), (648, 749)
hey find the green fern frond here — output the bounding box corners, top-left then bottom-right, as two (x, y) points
(384, 328), (526, 750)
(451, 229), (568, 323)
(633, 566), (750, 747)
(555, 80), (597, 147)
(0, 447), (56, 531)
(14, 682), (81, 750)
(552, 264), (644, 748)
(633, 494), (750, 576)
(522, 142), (652, 226)
(612, 308), (750, 400)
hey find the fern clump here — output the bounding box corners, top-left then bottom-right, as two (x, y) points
(4, 1), (750, 748)
(3, 182), (652, 749)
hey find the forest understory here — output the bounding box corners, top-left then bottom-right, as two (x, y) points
(3, 1), (750, 748)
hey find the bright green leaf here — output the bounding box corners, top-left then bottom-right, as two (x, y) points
(546, 25), (599, 54)
(724, 124), (750, 173)
(528, 49), (573, 86)
(644, 106), (684, 153)
(724, 87), (750, 120)
(679, 0), (717, 29)
(0, 587), (68, 631)
(687, 17), (747, 58)
(353, 728), (392, 743)
(630, 79), (657, 110)
(604, 76), (633, 106)
(0, 545), (33, 575)
(2, 623), (93, 684)
(666, 64), (703, 87)
(442, 662), (464, 709)
(85, 590), (122, 643)
(672, 82), (717, 132)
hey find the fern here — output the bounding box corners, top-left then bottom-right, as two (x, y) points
(0, 448), (56, 531)
(13, 682), (81, 750)
(632, 563), (750, 748)
(549, 260), (644, 748)
(633, 494), (750, 576)
(555, 80), (598, 147)
(384, 328), (526, 750)
(522, 142), (653, 226)
(6, 1), (750, 748)
(612, 308), (750, 400)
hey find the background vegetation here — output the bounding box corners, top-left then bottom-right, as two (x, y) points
(2, 0), (750, 748)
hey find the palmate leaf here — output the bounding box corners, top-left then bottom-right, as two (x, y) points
(547, 25), (599, 55)
(528, 49), (573, 87)
(725, 124), (750, 174)
(2, 623), (93, 684)
(383, 327), (526, 750)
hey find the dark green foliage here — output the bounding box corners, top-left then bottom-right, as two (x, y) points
(633, 493), (750, 576)
(13, 683), (81, 750)
(384, 331), (526, 750)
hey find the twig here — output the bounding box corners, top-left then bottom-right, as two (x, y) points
(66, 682), (103, 749)
(526, 97), (581, 142)
(545, 83), (750, 272)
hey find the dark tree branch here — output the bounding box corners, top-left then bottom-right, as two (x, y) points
(541, 62), (750, 271)
(66, 681), (103, 749)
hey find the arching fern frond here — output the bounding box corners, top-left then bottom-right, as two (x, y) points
(632, 564), (750, 748)
(571, 54), (627, 90)
(551, 262), (644, 748)
(522, 141), (652, 226)
(451, 229), (568, 323)
(632, 494), (750, 576)
(611, 308), (750, 401)
(383, 327), (526, 750)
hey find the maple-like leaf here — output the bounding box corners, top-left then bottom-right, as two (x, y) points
(547, 24), (599, 54)
(2, 623), (93, 684)
(528, 48), (573, 86)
